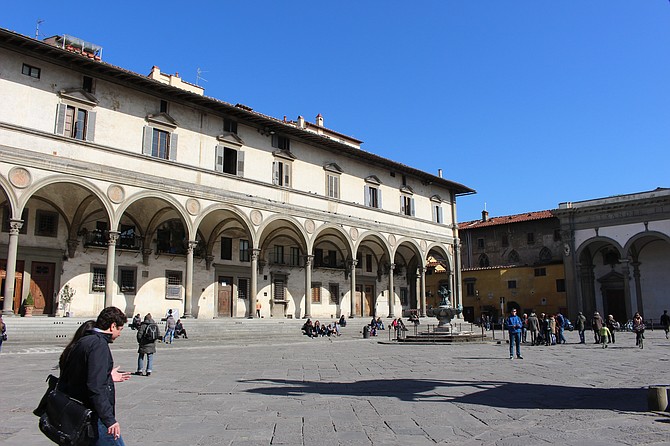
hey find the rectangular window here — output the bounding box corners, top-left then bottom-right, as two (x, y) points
(238, 278), (248, 300)
(534, 268), (547, 277)
(35, 210), (58, 237)
(92, 266), (106, 292)
(273, 245), (284, 264)
(554, 229), (562, 242)
(83, 76), (94, 93)
(274, 278), (285, 301)
(118, 224), (137, 249)
(365, 186), (380, 208)
(507, 280), (517, 289)
(290, 247), (301, 266)
(166, 270), (183, 299)
(329, 283), (339, 304)
(272, 135), (290, 150)
(152, 128), (170, 159)
(401, 196), (415, 216)
(239, 240), (250, 262)
(311, 283), (321, 303)
(433, 205), (443, 223)
(326, 174), (340, 199)
(502, 235), (509, 247)
(221, 237), (233, 260)
(142, 126), (177, 160)
(119, 267), (136, 293)
(400, 288), (409, 306)
(356, 253), (362, 269)
(327, 250), (337, 267)
(272, 160), (291, 187)
(556, 279), (566, 292)
(215, 145), (244, 176)
(224, 118), (238, 134)
(466, 282), (475, 296)
(22, 63), (41, 79)
(366, 254), (373, 273)
(2, 206), (28, 234)
(160, 100), (169, 113)
(527, 232), (535, 245)
(477, 238), (485, 249)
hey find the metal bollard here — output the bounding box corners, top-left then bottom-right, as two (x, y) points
(647, 385), (669, 412)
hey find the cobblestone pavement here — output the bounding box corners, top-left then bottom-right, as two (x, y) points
(1, 328), (669, 445)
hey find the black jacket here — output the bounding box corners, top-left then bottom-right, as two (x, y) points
(58, 329), (117, 427)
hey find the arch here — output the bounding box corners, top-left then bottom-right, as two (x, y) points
(539, 247), (552, 263)
(624, 231), (670, 256)
(393, 237), (424, 268)
(19, 175), (113, 222)
(0, 174), (19, 216)
(311, 223), (354, 256)
(354, 231), (392, 261)
(257, 215), (309, 252)
(425, 242), (454, 271)
(195, 203), (255, 242)
(117, 190), (192, 236)
(575, 236), (624, 262)
(508, 250), (520, 264)
(478, 253), (490, 268)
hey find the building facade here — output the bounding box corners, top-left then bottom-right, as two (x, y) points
(554, 188), (670, 324)
(455, 210), (566, 323)
(0, 29), (474, 320)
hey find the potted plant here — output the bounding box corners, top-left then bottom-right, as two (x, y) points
(59, 284), (76, 317)
(23, 292), (34, 317)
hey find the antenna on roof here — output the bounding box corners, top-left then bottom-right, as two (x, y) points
(195, 67), (208, 86)
(35, 19), (44, 39)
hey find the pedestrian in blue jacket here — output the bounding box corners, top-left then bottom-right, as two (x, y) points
(506, 309), (523, 359)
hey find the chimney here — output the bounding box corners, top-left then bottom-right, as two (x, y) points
(148, 66), (161, 79)
(316, 113), (324, 127)
(482, 210), (489, 222)
(437, 169), (443, 178)
(297, 115), (305, 129)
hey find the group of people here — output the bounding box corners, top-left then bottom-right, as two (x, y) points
(301, 319), (340, 337)
(131, 309), (188, 343)
(521, 311), (571, 346)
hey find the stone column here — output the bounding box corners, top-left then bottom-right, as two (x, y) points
(304, 255), (313, 318)
(184, 240), (198, 318)
(387, 263), (395, 318)
(249, 249), (260, 318)
(2, 220), (23, 315)
(631, 261), (643, 317)
(579, 262), (596, 317)
(420, 267), (427, 317)
(348, 259), (357, 318)
(453, 239), (463, 312)
(105, 231), (119, 308)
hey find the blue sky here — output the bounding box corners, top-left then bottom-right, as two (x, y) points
(3, 1), (669, 222)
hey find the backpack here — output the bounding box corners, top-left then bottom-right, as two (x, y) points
(142, 323), (159, 342)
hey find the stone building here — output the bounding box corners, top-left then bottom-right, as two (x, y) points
(454, 210), (566, 322)
(554, 188), (670, 324)
(0, 28), (474, 320)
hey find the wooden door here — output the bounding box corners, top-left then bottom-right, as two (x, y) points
(1, 260), (24, 313)
(364, 285), (374, 317)
(355, 285), (362, 317)
(30, 262), (55, 315)
(217, 276), (233, 317)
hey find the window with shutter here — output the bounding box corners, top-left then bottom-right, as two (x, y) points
(166, 270), (183, 299)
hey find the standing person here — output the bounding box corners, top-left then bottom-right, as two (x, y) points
(660, 310), (670, 340)
(527, 312), (540, 346)
(163, 309), (176, 344)
(606, 315), (618, 344)
(136, 314), (160, 377)
(549, 315), (557, 345)
(0, 314), (6, 352)
(575, 311), (587, 344)
(130, 313), (141, 330)
(556, 312), (567, 344)
(633, 312), (645, 348)
(521, 313), (529, 343)
(256, 299), (262, 318)
(505, 308), (523, 359)
(600, 324), (611, 348)
(591, 312), (603, 344)
(57, 307), (131, 445)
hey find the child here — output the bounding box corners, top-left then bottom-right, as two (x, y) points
(600, 325), (611, 348)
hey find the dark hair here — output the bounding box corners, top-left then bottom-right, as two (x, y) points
(95, 306), (128, 330)
(59, 319), (95, 370)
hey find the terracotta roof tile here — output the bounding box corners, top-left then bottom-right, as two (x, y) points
(458, 210), (555, 230)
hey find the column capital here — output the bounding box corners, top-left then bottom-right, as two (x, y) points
(8, 219), (23, 235)
(389, 262), (396, 270)
(107, 231), (120, 245)
(304, 254), (314, 267)
(187, 240), (199, 253)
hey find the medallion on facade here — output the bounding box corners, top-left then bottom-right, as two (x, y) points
(8, 167), (32, 188)
(420, 240), (427, 252)
(186, 198), (201, 216)
(250, 210), (263, 226)
(349, 227), (358, 241)
(388, 234), (396, 247)
(304, 219), (315, 234)
(107, 185), (125, 203)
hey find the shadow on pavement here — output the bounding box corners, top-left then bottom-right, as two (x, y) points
(241, 378), (647, 411)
